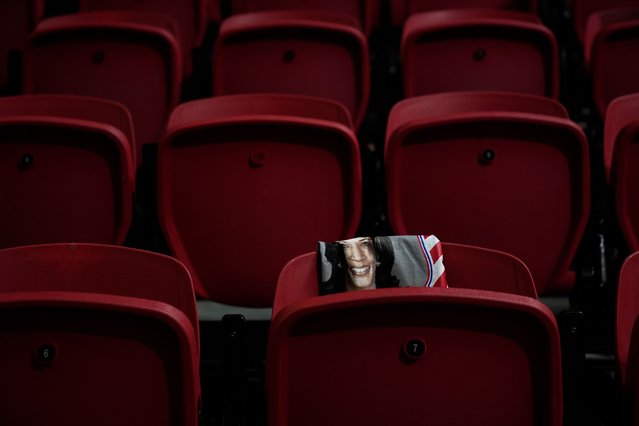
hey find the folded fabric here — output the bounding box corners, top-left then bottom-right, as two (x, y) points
(317, 235), (447, 294)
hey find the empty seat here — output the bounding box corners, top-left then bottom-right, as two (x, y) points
(23, 11), (182, 165)
(401, 9), (558, 99)
(157, 94), (362, 306)
(616, 251), (639, 424)
(230, 0), (379, 36)
(213, 11), (370, 129)
(267, 251), (562, 426)
(572, 0), (637, 43)
(0, 0), (43, 91)
(584, 7), (639, 118)
(0, 94), (134, 249)
(604, 94), (639, 251)
(77, 0), (209, 77)
(0, 243), (200, 426)
(385, 91), (590, 295)
(390, 0), (538, 27)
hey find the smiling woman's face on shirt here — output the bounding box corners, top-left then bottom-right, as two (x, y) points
(339, 237), (376, 291)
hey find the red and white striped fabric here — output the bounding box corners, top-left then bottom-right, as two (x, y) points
(417, 234), (447, 288)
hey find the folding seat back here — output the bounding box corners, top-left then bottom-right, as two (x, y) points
(390, 0), (537, 27)
(268, 254), (562, 426)
(401, 9), (558, 99)
(440, 242), (537, 297)
(213, 11), (370, 128)
(385, 92), (590, 295)
(158, 94), (362, 307)
(572, 0), (637, 43)
(0, 94), (134, 249)
(584, 7), (639, 118)
(77, 0), (208, 76)
(605, 94), (639, 251)
(0, 243), (199, 426)
(23, 11), (182, 164)
(230, 0), (379, 37)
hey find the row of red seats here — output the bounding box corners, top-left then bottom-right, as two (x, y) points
(0, 241), (553, 425)
(1, 0), (630, 61)
(0, 2), (633, 424)
(0, 0), (535, 85)
(2, 1), (638, 145)
(2, 239), (639, 425)
(12, 6), (548, 155)
(0, 241), (555, 425)
(0, 90), (603, 305)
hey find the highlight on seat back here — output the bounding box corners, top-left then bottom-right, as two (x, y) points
(401, 9), (558, 99)
(390, 0), (538, 27)
(76, 0), (209, 77)
(23, 10), (182, 164)
(267, 287), (561, 426)
(604, 94), (639, 251)
(584, 7), (639, 118)
(0, 94), (135, 249)
(274, 242), (535, 314)
(229, 0), (380, 37)
(0, 243), (200, 426)
(157, 93), (362, 307)
(213, 10), (370, 129)
(385, 91), (590, 295)
(317, 235), (448, 294)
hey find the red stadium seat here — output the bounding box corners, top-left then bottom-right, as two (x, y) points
(157, 94), (362, 307)
(0, 94), (134, 249)
(213, 11), (370, 129)
(230, 0), (380, 37)
(571, 0), (637, 44)
(385, 91), (590, 295)
(401, 9), (559, 99)
(584, 7), (639, 118)
(0, 243), (200, 426)
(604, 94), (639, 251)
(23, 11), (182, 165)
(616, 252), (639, 424)
(76, 0), (209, 77)
(0, 0), (44, 90)
(390, 0), (537, 26)
(268, 253), (562, 426)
